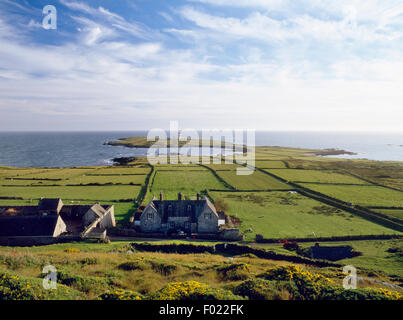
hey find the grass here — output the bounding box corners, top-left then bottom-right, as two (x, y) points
(266, 169), (370, 185)
(68, 174), (147, 185)
(215, 170), (292, 191)
(0, 185), (141, 201)
(254, 161), (288, 169)
(209, 191), (400, 240)
(147, 169), (229, 201)
(299, 184), (403, 207)
(0, 240), (400, 300)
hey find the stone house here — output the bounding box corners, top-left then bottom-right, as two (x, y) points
(135, 193), (226, 234)
(0, 198), (115, 245)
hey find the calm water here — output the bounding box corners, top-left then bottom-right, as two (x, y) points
(0, 131), (402, 167)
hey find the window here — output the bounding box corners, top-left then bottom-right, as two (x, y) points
(184, 222), (190, 230)
(187, 205), (192, 213)
(169, 222), (175, 229)
(147, 213), (153, 220)
(204, 213), (212, 220)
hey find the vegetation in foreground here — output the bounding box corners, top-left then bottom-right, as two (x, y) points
(0, 241), (401, 300)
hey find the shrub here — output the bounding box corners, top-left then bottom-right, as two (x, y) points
(258, 266), (402, 300)
(151, 281), (243, 300)
(217, 263), (251, 281)
(118, 260), (146, 271)
(0, 272), (35, 300)
(150, 261), (177, 276)
(98, 289), (144, 300)
(64, 248), (80, 253)
(57, 271), (107, 293)
(233, 278), (287, 300)
(79, 257), (99, 265)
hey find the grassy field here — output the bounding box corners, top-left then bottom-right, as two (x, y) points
(266, 169), (370, 185)
(209, 191), (399, 240)
(254, 160), (288, 169)
(215, 170), (293, 191)
(146, 169), (229, 201)
(299, 184), (403, 207)
(0, 185), (141, 201)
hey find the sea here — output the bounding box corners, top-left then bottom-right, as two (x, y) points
(0, 131), (402, 168)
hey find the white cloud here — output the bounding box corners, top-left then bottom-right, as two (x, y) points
(0, 1), (402, 131)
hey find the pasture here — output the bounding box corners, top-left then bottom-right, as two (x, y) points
(0, 185), (141, 201)
(215, 170), (292, 191)
(147, 169), (229, 201)
(209, 191), (399, 240)
(299, 184), (403, 207)
(267, 169), (370, 185)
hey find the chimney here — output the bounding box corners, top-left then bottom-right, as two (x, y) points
(197, 193), (200, 201)
(178, 192), (182, 201)
(160, 191), (163, 201)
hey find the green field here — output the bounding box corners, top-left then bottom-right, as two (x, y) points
(147, 169), (229, 201)
(68, 174), (148, 185)
(209, 191), (399, 240)
(0, 185), (141, 201)
(300, 184), (403, 207)
(215, 170), (292, 191)
(267, 169), (370, 184)
(254, 160), (288, 169)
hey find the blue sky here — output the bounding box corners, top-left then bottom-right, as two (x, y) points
(0, 0), (403, 131)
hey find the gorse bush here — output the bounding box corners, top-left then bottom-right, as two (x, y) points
(0, 271), (81, 300)
(257, 266), (402, 300)
(151, 281), (243, 300)
(98, 289), (144, 300)
(118, 260), (146, 271)
(217, 263), (251, 281)
(57, 271), (108, 293)
(233, 278), (288, 300)
(64, 248), (80, 253)
(0, 272), (34, 300)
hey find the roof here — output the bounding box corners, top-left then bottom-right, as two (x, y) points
(38, 198), (63, 212)
(0, 215), (60, 237)
(88, 203), (107, 218)
(145, 197), (218, 223)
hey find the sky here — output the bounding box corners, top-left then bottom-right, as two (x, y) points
(0, 0), (402, 131)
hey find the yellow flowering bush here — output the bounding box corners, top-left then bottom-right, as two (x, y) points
(151, 281), (243, 300)
(258, 266), (402, 300)
(0, 272), (35, 300)
(64, 248), (80, 253)
(98, 289), (144, 300)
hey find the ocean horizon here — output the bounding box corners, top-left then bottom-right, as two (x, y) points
(0, 131), (402, 167)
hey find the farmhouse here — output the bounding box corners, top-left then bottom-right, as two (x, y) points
(135, 193), (226, 234)
(0, 198), (115, 245)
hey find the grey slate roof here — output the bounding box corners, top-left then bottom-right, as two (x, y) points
(144, 197), (217, 223)
(0, 215), (60, 237)
(38, 198), (63, 213)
